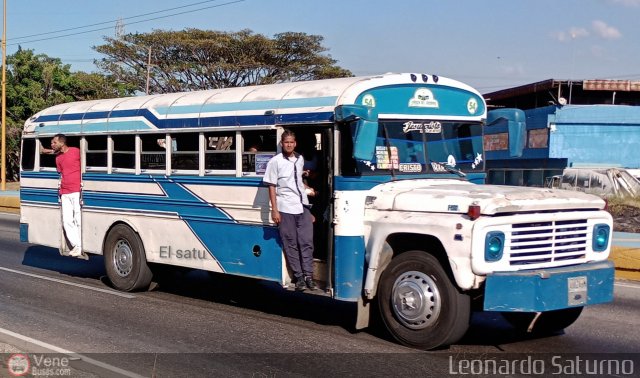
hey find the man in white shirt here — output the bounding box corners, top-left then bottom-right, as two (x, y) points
(263, 130), (317, 291)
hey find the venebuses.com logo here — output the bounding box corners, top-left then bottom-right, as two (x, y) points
(7, 353), (30, 376)
(6, 353), (72, 376)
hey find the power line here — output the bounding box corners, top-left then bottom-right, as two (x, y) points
(8, 0), (245, 47)
(10, 0), (225, 41)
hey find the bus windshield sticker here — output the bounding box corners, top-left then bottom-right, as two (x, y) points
(402, 121), (441, 134)
(471, 153), (483, 169)
(375, 146), (399, 170)
(399, 163), (422, 173)
(430, 161), (447, 172)
(408, 88), (439, 108)
(361, 160), (376, 171)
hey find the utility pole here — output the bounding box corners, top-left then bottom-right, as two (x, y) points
(1, 0), (7, 191)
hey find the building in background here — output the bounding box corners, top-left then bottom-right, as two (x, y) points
(483, 79), (640, 187)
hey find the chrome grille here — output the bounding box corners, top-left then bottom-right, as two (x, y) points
(508, 219), (588, 266)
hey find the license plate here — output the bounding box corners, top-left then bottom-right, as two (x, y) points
(568, 276), (587, 306)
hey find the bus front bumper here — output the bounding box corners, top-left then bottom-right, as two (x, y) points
(483, 261), (614, 312)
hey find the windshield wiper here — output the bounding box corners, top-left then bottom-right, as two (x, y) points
(445, 164), (467, 178)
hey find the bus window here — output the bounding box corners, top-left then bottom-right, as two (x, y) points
(140, 134), (167, 171)
(21, 139), (35, 171)
(39, 138), (57, 169)
(204, 132), (235, 173)
(112, 135), (136, 171)
(171, 133), (199, 172)
(241, 130), (276, 174)
(85, 135), (108, 170)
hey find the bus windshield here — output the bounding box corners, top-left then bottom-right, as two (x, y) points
(353, 119), (484, 175)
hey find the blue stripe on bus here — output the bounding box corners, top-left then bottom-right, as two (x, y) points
(334, 235), (366, 301)
(34, 109), (334, 133)
(22, 171), (269, 187)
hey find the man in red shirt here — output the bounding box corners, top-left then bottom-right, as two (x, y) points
(45, 134), (83, 257)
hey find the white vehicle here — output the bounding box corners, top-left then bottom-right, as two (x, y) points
(546, 167), (640, 197)
(19, 73), (614, 350)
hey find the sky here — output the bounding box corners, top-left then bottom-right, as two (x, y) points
(3, 0), (640, 94)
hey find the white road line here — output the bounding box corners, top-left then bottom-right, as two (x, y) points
(0, 327), (146, 378)
(614, 282), (640, 289)
(0, 266), (135, 299)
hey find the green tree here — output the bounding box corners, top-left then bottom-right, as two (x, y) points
(3, 48), (133, 180)
(94, 29), (352, 94)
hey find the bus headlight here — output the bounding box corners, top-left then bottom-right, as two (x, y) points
(485, 231), (505, 262)
(592, 224), (610, 252)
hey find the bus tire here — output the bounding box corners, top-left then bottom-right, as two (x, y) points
(502, 307), (583, 334)
(377, 251), (470, 350)
(104, 224), (153, 292)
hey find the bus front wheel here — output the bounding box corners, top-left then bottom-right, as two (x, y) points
(377, 251), (470, 350)
(104, 224), (153, 292)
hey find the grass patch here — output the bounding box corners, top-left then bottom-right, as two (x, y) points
(607, 195), (640, 214)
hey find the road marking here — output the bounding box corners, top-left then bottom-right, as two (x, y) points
(614, 282), (640, 290)
(0, 326), (145, 378)
(0, 266), (135, 299)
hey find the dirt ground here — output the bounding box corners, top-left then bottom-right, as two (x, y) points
(611, 204), (640, 233)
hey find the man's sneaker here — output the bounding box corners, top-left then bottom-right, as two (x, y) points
(69, 246), (82, 257)
(295, 279), (306, 292)
(305, 276), (318, 290)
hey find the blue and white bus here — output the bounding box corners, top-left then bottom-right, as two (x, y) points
(20, 73), (614, 349)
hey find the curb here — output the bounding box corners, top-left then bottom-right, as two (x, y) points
(610, 246), (640, 281)
(0, 196), (19, 214)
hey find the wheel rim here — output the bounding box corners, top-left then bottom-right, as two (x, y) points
(391, 270), (441, 330)
(113, 239), (133, 277)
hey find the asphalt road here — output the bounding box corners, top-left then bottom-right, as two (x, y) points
(0, 213), (639, 377)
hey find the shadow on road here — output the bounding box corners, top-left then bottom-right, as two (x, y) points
(21, 245), (106, 279)
(151, 265), (358, 331)
(20, 245), (561, 348)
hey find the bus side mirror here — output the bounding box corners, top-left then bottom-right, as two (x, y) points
(486, 108), (526, 158)
(335, 105), (379, 161)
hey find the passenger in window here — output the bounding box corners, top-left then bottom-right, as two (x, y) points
(244, 135), (262, 153)
(263, 129), (317, 292)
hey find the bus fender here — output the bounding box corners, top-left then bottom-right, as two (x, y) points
(356, 242), (393, 329)
(363, 240), (394, 300)
(103, 219), (141, 246)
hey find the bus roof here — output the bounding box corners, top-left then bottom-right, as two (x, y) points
(24, 73), (485, 136)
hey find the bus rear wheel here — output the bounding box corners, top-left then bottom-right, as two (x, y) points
(104, 224), (153, 292)
(377, 251), (470, 350)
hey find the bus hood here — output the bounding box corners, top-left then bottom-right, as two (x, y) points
(365, 179), (606, 215)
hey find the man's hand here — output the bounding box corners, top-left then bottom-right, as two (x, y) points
(271, 209), (281, 224)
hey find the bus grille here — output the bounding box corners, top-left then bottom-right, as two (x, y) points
(508, 219), (588, 266)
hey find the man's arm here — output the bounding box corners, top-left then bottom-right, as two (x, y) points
(268, 185), (280, 224)
(40, 146), (54, 154)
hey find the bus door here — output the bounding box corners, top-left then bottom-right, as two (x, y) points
(288, 126), (333, 289)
